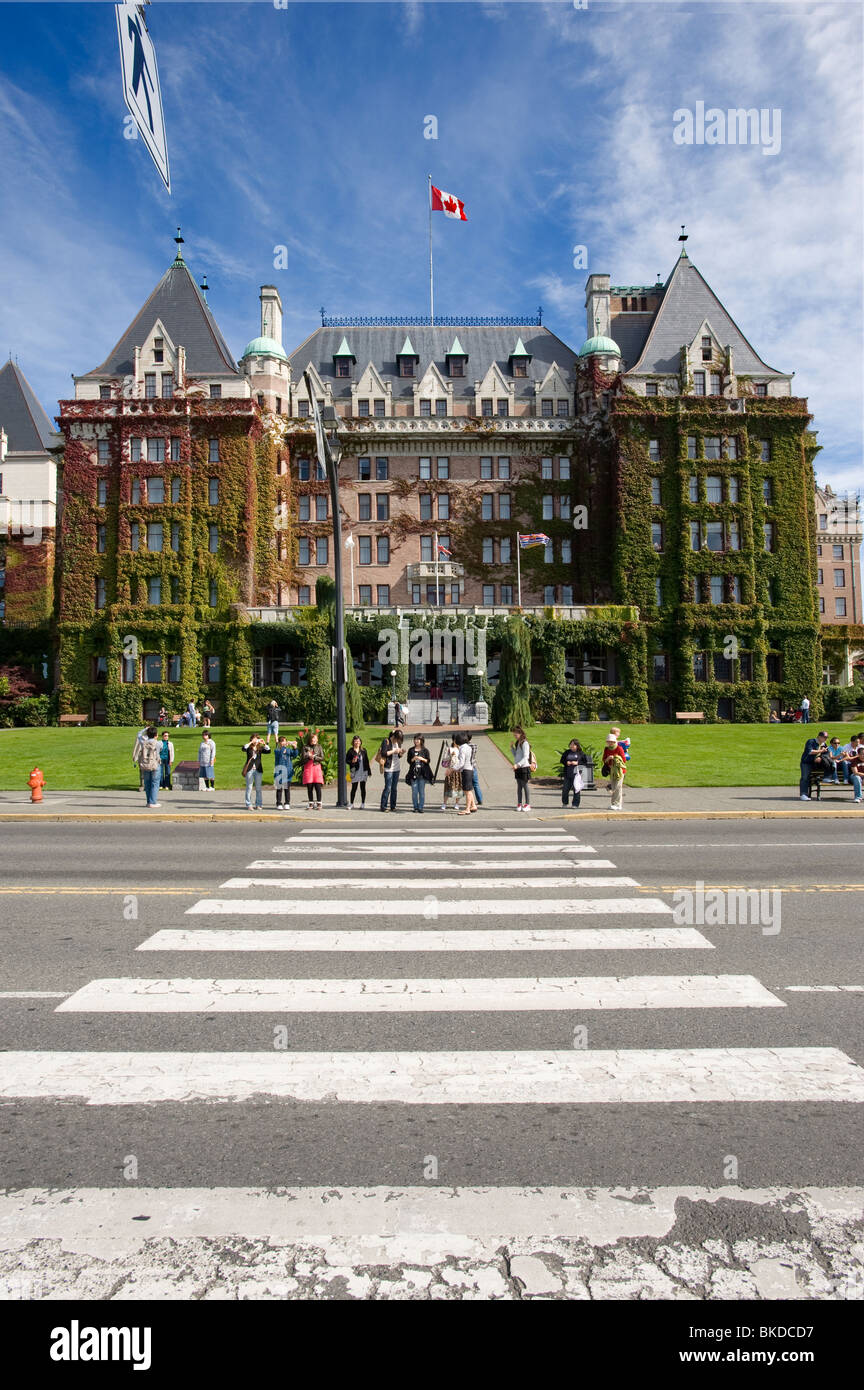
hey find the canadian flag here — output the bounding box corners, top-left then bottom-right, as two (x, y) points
(431, 183), (467, 220)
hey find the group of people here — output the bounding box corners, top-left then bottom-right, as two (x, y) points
(769, 696), (811, 724)
(155, 699), (216, 729)
(351, 730), (482, 814)
(799, 731), (864, 801)
(509, 725), (631, 812)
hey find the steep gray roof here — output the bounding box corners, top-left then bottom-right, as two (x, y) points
(81, 258), (240, 379)
(609, 313), (655, 372)
(287, 325), (580, 401)
(628, 251), (788, 377)
(0, 360), (55, 452)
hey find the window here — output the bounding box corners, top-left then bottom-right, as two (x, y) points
(374, 399), (386, 417)
(148, 576), (161, 605)
(542, 494), (554, 520)
(121, 653), (136, 683)
(437, 494), (450, 521)
(208, 439), (219, 463)
(835, 597), (847, 617)
(147, 476), (164, 503)
(709, 373), (722, 396)
(497, 457), (510, 479)
(650, 477), (661, 505)
(208, 478), (219, 505)
(689, 475), (699, 502)
(298, 402), (310, 417)
(169, 438), (180, 465)
(336, 359), (351, 378)
(701, 335), (712, 359)
(709, 576), (724, 605)
(481, 399), (493, 417)
(376, 536), (389, 564)
(561, 538), (572, 563)
(558, 458), (570, 480)
(713, 653), (733, 682)
(648, 439), (660, 461)
(97, 524), (106, 553)
(376, 494), (390, 521)
(834, 569), (845, 588)
(481, 537), (495, 564)
(171, 523), (180, 552)
(738, 651), (752, 681)
(316, 494), (329, 521)
(728, 475), (740, 503)
(481, 457), (493, 479)
(100, 385), (111, 400)
(357, 494), (371, 521)
(358, 584), (372, 605)
(153, 338), (164, 364)
(436, 399), (448, 417)
(766, 579), (778, 606)
(819, 513), (828, 530)
(142, 654), (162, 683)
(725, 437), (738, 461)
(755, 383), (768, 398)
(399, 358), (414, 378)
(356, 458), (372, 482)
(557, 399), (570, 417)
(147, 438), (165, 463)
(649, 521), (663, 552)
(762, 478), (773, 503)
(376, 585), (390, 606)
(760, 440), (771, 462)
(655, 577), (663, 607)
(419, 399), (431, 417)
(298, 586), (311, 606)
(298, 496), (311, 522)
(817, 568), (823, 584)
(819, 597), (825, 614)
(544, 586), (556, 604)
(208, 580), (218, 607)
(257, 393), (265, 408)
(97, 478), (108, 506)
(687, 436), (697, 460)
(130, 522), (140, 551)
(145, 373), (156, 399)
(419, 457), (432, 480)
(208, 525), (218, 553)
(653, 653), (669, 682)
(705, 521), (724, 552)
(730, 576), (742, 603)
(727, 520), (740, 551)
(704, 437), (721, 461)
(147, 522), (163, 552)
(500, 537), (511, 564)
(817, 544), (822, 557)
(832, 544), (844, 560)
(161, 374), (174, 399)
(513, 359), (527, 378)
(437, 457), (449, 479)
(298, 538), (311, 565)
(544, 541), (554, 564)
(130, 437), (142, 463)
(499, 493), (511, 520)
(297, 458), (311, 481)
(131, 479), (141, 504)
(541, 400), (554, 417)
(501, 583), (514, 604)
(693, 651), (707, 681)
(358, 536), (372, 565)
(449, 359), (464, 379)
(560, 497), (571, 520)
(420, 494), (433, 522)
(690, 521), (701, 550)
(316, 537), (328, 565)
(97, 439), (110, 464)
(693, 371), (705, 396)
(483, 585), (495, 606)
(763, 523), (775, 552)
(541, 458), (553, 480)
(357, 400), (370, 417)
(420, 536), (433, 562)
(645, 382), (658, 397)
(481, 494), (493, 521)
(376, 458), (389, 481)
(92, 655), (108, 683)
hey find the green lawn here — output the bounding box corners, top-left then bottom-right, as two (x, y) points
(487, 722), (861, 787)
(0, 724), (391, 791)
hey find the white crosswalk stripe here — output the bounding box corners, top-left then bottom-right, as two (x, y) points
(137, 927), (714, 952)
(185, 897), (670, 916)
(56, 974), (783, 1013)
(221, 875), (639, 889)
(248, 859), (617, 870)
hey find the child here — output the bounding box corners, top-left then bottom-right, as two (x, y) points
(610, 725), (631, 761)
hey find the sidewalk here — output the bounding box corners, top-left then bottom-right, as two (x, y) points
(0, 727), (859, 822)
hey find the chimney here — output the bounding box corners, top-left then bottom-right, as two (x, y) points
(584, 273), (611, 339)
(260, 286), (283, 346)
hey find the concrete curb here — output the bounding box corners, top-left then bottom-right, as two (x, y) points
(0, 809), (860, 823)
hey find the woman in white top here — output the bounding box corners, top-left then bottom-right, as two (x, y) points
(510, 725), (532, 811)
(454, 734), (479, 816)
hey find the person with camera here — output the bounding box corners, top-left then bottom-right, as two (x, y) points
(406, 734), (434, 813)
(799, 730), (829, 800)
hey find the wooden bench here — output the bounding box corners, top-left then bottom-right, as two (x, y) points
(808, 773), (856, 801)
(675, 711), (705, 723)
(59, 713), (88, 727)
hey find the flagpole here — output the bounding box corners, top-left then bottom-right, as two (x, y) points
(516, 532), (522, 607)
(428, 174), (434, 326)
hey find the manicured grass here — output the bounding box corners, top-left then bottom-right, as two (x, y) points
(0, 724), (391, 792)
(486, 722), (862, 787)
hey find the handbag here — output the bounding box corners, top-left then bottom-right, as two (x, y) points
(601, 762), (611, 777)
(242, 756), (254, 777)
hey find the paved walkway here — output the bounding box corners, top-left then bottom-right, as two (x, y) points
(0, 732), (859, 819)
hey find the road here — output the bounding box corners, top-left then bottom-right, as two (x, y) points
(1, 815), (862, 1300)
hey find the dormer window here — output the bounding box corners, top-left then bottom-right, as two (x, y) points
(446, 336), (467, 379)
(449, 359), (464, 378)
(153, 338), (164, 365)
(397, 335), (419, 379)
(508, 337), (532, 378)
(333, 337), (356, 379)
(701, 336), (712, 361)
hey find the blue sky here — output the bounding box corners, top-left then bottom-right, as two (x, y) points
(0, 1), (861, 490)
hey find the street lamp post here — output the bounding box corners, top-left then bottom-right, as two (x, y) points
(305, 371), (348, 809)
(345, 533), (355, 607)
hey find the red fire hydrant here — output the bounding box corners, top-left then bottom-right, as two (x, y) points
(28, 767), (45, 803)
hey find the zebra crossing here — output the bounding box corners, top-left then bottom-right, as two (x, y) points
(6, 823), (864, 1112)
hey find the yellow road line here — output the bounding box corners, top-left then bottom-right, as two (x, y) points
(639, 884), (864, 893)
(0, 886), (208, 895)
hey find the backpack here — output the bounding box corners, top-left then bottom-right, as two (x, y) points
(139, 740), (161, 773)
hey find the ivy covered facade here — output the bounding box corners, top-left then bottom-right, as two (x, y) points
(50, 240), (841, 725)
